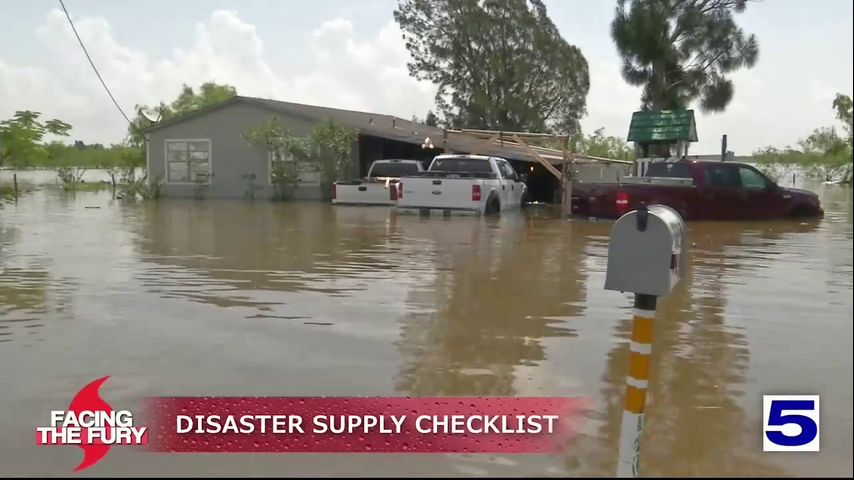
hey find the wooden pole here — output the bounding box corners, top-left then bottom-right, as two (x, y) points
(13, 173), (18, 202)
(562, 136), (570, 216)
(560, 144), (567, 212)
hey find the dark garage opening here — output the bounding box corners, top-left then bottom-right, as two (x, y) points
(357, 135), (440, 177)
(509, 160), (560, 204)
(355, 135), (562, 205)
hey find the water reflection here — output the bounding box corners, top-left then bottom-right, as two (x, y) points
(0, 259), (76, 346)
(131, 201), (424, 313)
(580, 219), (828, 476)
(0, 182), (850, 477)
(394, 214), (599, 396)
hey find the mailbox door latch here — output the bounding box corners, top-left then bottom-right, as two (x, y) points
(636, 205), (649, 232)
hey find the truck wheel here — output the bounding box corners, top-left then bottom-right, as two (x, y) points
(484, 194), (500, 215)
(520, 191), (530, 209)
(789, 205), (812, 218)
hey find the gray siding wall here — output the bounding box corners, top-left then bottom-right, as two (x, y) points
(147, 102), (322, 200)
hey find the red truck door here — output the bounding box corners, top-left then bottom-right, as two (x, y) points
(736, 165), (788, 219)
(699, 163), (746, 219)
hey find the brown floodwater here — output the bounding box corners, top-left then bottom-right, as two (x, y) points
(1, 173), (852, 477)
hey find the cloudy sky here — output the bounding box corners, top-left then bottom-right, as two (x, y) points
(0, 0), (851, 154)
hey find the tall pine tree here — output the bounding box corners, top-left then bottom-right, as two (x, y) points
(394, 0), (589, 135)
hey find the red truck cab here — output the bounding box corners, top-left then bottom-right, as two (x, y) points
(571, 160), (823, 221)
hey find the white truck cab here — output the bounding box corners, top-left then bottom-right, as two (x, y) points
(396, 154), (528, 215)
(332, 159), (424, 206)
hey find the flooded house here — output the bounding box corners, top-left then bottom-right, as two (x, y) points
(144, 95), (631, 203)
(144, 96), (444, 200)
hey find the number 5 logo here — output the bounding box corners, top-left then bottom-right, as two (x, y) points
(763, 395), (820, 452)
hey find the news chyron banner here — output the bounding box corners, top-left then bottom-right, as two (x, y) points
(36, 377), (588, 472)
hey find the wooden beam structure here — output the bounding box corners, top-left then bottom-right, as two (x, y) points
(458, 128), (565, 139)
(509, 133), (563, 179)
(471, 134), (501, 155)
(440, 127), (628, 216)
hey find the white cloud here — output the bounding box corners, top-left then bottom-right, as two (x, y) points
(581, 58), (641, 142)
(0, 9), (436, 144)
(2, 7), (849, 155)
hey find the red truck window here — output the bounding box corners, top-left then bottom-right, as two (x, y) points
(705, 164), (741, 187)
(738, 166), (770, 190)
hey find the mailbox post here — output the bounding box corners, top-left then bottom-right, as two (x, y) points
(604, 204), (685, 478)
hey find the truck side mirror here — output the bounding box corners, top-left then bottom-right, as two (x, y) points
(604, 205), (686, 297)
(519, 173), (529, 182)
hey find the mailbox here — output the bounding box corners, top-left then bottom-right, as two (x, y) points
(604, 204), (685, 297)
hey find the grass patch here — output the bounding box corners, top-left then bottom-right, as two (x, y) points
(60, 182), (111, 192)
(1, 183), (36, 201)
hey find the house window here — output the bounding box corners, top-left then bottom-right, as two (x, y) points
(268, 141), (320, 186)
(166, 140), (211, 183)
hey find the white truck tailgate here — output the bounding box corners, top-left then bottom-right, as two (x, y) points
(398, 177), (481, 211)
(333, 180), (396, 205)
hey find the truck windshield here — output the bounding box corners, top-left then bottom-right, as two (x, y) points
(429, 158), (493, 173)
(646, 162), (693, 178)
(369, 162), (421, 177)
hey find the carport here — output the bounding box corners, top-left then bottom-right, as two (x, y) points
(433, 129), (634, 214)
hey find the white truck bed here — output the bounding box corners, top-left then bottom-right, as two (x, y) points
(332, 159), (424, 206)
(396, 155), (528, 215)
(397, 174), (493, 213)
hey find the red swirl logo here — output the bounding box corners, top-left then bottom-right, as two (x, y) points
(36, 376), (147, 472)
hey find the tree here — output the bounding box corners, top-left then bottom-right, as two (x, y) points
(799, 127), (850, 182)
(753, 95), (853, 184)
(170, 82), (237, 115)
(425, 110), (439, 127)
(0, 111), (71, 168)
(833, 93), (852, 146)
(244, 117), (358, 201)
(127, 81), (237, 147)
(243, 116), (308, 200)
(311, 120), (359, 196)
(394, 0), (589, 135)
(575, 128), (634, 160)
(611, 0), (759, 113)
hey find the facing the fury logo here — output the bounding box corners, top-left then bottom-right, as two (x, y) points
(35, 376), (147, 472)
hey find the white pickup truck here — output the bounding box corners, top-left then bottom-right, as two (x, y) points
(396, 155), (529, 215)
(332, 159), (425, 206)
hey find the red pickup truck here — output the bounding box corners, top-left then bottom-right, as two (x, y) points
(570, 160), (823, 221)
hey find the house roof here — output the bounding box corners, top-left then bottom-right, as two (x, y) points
(144, 95), (446, 144)
(144, 95), (625, 165)
(627, 110), (698, 143)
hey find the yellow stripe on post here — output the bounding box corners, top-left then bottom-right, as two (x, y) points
(630, 315), (655, 344)
(624, 385), (648, 414)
